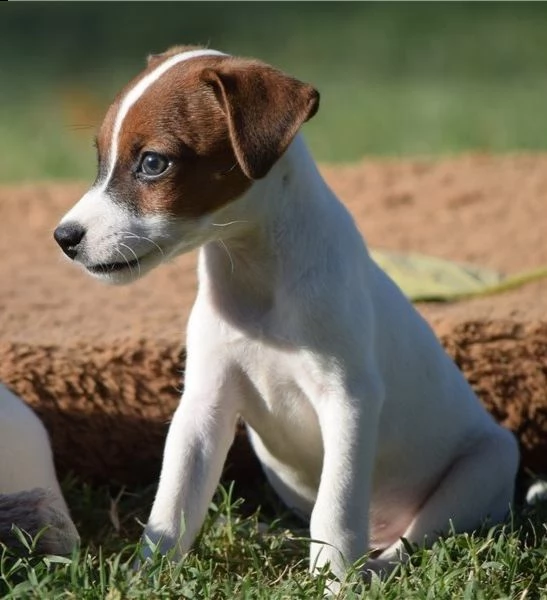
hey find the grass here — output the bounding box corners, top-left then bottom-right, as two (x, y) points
(1, 481), (547, 599)
(2, 4), (547, 597)
(2, 3), (547, 181)
(4, 77), (547, 183)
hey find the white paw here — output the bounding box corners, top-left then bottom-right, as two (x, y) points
(526, 479), (547, 505)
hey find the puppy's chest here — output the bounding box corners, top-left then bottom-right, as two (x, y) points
(236, 346), (323, 465)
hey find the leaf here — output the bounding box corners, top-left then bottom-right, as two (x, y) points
(371, 249), (503, 301)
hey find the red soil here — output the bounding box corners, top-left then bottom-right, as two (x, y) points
(1, 154), (546, 486)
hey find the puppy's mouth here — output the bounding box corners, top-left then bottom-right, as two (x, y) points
(86, 257), (142, 274)
(83, 248), (164, 283)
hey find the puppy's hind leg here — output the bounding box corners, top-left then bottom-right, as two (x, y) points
(370, 426), (519, 573)
(0, 384), (79, 554)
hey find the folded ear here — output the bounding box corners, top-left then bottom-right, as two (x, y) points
(201, 61), (319, 180)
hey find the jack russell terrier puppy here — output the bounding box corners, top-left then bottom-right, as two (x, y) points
(53, 46), (519, 580)
(0, 383), (79, 553)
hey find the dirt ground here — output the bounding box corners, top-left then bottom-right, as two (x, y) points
(1, 153), (546, 489)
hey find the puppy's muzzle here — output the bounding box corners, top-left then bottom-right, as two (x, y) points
(53, 222), (86, 259)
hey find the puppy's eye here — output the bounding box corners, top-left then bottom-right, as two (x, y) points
(138, 152), (171, 178)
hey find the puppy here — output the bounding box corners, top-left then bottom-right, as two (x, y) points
(54, 46), (519, 581)
(0, 383), (79, 554)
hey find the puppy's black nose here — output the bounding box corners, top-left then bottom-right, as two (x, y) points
(53, 222), (86, 259)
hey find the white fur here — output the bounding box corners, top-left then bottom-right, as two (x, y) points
(0, 383), (79, 552)
(142, 136), (519, 579)
(56, 61), (519, 582)
(59, 184), (231, 284)
(0, 384), (65, 502)
(526, 480), (547, 505)
(59, 49), (227, 284)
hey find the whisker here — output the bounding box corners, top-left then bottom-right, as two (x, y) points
(219, 163), (238, 176)
(119, 242), (141, 277)
(119, 231), (165, 258)
(68, 124), (96, 131)
(114, 247), (133, 276)
(211, 220), (249, 227)
(219, 239), (235, 275)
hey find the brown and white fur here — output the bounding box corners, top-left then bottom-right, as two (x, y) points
(0, 384), (79, 554)
(53, 46), (519, 583)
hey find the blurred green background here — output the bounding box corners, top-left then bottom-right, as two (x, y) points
(2, 2), (547, 182)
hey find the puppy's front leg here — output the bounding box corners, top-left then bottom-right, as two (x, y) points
(310, 375), (383, 582)
(142, 369), (240, 560)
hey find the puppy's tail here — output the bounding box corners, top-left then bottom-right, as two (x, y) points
(0, 488), (79, 555)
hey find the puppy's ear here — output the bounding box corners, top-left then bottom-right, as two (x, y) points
(201, 62), (319, 180)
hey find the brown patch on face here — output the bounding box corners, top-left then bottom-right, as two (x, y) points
(94, 47), (319, 219)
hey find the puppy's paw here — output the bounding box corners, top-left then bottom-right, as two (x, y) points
(0, 488), (79, 555)
(526, 479), (547, 506)
(322, 577), (342, 597)
(361, 557), (395, 582)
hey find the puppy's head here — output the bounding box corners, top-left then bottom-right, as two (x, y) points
(53, 46), (319, 284)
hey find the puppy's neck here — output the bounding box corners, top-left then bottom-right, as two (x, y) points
(199, 135), (331, 319)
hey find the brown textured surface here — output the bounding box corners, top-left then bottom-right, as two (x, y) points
(1, 153), (546, 487)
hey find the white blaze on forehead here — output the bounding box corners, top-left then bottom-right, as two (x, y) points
(98, 48), (227, 192)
